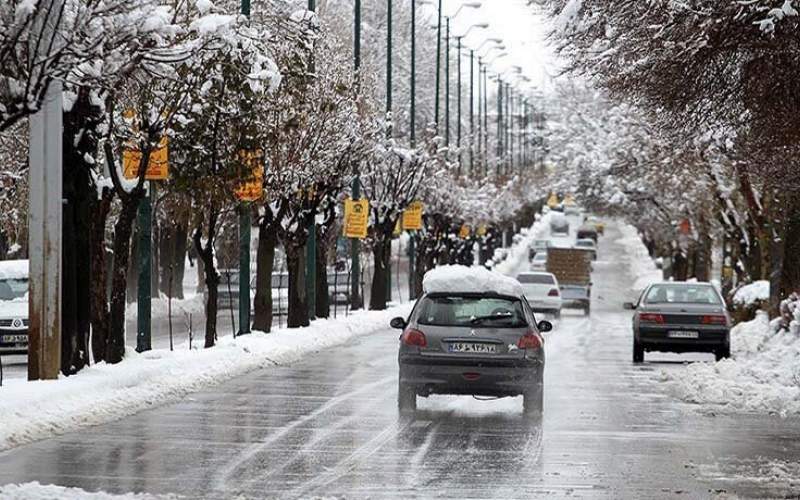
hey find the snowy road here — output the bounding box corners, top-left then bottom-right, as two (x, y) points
(1, 221), (800, 498)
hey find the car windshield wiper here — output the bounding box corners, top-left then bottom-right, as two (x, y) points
(470, 312), (513, 324)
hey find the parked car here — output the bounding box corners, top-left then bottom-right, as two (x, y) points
(625, 282), (731, 363)
(517, 272), (562, 318)
(528, 239), (551, 261)
(0, 260), (29, 355)
(576, 225), (599, 243)
(574, 238), (597, 260)
(530, 252), (548, 271)
(392, 266), (550, 416)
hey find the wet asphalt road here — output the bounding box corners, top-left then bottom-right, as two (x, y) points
(1, 222), (800, 499)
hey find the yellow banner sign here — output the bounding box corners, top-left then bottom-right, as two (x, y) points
(477, 225), (487, 236)
(344, 198), (369, 239)
(401, 201), (424, 230)
(123, 137), (169, 180)
(546, 192), (559, 208)
(459, 224), (471, 239)
(235, 149), (265, 202)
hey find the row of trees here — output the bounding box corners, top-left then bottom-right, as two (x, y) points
(539, 0), (800, 310)
(1, 0), (550, 376)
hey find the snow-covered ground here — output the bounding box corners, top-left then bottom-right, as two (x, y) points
(0, 482), (173, 499)
(662, 311), (800, 416)
(0, 305), (411, 451)
(615, 223), (662, 293)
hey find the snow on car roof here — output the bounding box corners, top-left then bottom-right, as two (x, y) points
(0, 260), (28, 280)
(423, 265), (524, 297)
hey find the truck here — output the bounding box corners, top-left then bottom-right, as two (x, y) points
(546, 247), (592, 315)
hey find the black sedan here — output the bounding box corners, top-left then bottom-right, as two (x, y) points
(625, 282), (731, 363)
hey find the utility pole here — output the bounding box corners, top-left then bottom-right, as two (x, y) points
(238, 0), (253, 334)
(136, 183), (152, 352)
(385, 0), (392, 304)
(482, 66), (489, 176)
(496, 78), (503, 176)
(305, 0), (317, 320)
(351, 0), (364, 310)
(445, 18), (450, 148)
(469, 49), (474, 174)
(27, 0), (63, 378)
(456, 36), (462, 174)
(476, 58), (482, 172)
(408, 0), (417, 300)
(434, 0), (442, 128)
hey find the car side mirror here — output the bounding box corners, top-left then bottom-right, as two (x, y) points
(537, 320), (553, 333)
(390, 317), (407, 329)
(623, 302), (636, 310)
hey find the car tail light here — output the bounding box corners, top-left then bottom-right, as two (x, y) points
(401, 328), (427, 347)
(518, 331), (542, 349)
(639, 313), (664, 324)
(701, 315), (727, 325)
(547, 288), (559, 297)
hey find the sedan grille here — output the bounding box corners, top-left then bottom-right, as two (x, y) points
(0, 319), (11, 327)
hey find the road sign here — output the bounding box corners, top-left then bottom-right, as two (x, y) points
(546, 193), (559, 208)
(123, 137), (169, 180)
(477, 225), (487, 236)
(402, 201), (423, 230)
(234, 149), (264, 201)
(459, 224), (470, 239)
(344, 198), (369, 239)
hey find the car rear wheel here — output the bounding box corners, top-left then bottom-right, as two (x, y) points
(633, 338), (644, 363)
(398, 381), (417, 412)
(523, 383), (544, 416)
(715, 346), (731, 361)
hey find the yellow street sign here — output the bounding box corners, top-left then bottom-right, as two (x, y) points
(477, 225), (487, 236)
(235, 149), (265, 201)
(459, 224), (470, 239)
(563, 194), (576, 206)
(123, 137), (169, 180)
(402, 201), (424, 230)
(344, 198), (369, 239)
(546, 192), (559, 208)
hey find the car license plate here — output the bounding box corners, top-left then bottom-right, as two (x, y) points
(668, 330), (699, 339)
(448, 342), (497, 354)
(2, 334), (27, 343)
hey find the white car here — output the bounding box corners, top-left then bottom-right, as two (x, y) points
(517, 272), (562, 318)
(530, 252), (548, 271)
(0, 260), (29, 354)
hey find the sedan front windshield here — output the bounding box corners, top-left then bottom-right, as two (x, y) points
(645, 284), (721, 305)
(417, 295), (527, 328)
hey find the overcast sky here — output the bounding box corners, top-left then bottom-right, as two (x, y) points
(423, 0), (562, 95)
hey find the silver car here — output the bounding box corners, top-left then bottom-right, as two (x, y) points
(625, 282), (731, 363)
(392, 291), (550, 416)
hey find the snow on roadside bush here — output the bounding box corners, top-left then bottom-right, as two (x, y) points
(662, 312), (800, 416)
(0, 482), (172, 499)
(732, 280), (770, 306)
(615, 223), (662, 292)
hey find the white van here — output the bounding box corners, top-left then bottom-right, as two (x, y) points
(0, 260), (29, 354)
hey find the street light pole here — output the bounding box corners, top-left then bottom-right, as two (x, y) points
(304, 0), (317, 321)
(469, 49), (474, 175)
(350, 0), (363, 310)
(434, 0), (442, 128)
(496, 78), (503, 176)
(385, 0), (392, 304)
(445, 17), (450, 148)
(456, 35), (462, 174)
(408, 0), (416, 301)
(482, 65), (489, 176)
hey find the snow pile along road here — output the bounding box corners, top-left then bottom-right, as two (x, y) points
(0, 304), (411, 451)
(492, 212), (551, 276)
(0, 482), (174, 499)
(616, 224), (662, 293)
(662, 312), (800, 416)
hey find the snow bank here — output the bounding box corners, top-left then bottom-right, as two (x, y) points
(662, 312), (800, 416)
(616, 224), (662, 292)
(733, 280), (770, 306)
(492, 212), (551, 276)
(0, 482), (170, 499)
(423, 265), (524, 297)
(126, 293), (205, 321)
(0, 304), (411, 451)
(0, 260), (28, 280)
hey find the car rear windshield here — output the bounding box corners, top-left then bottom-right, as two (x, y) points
(645, 284), (721, 305)
(576, 240), (594, 247)
(517, 274), (554, 284)
(417, 295), (527, 328)
(0, 278), (27, 301)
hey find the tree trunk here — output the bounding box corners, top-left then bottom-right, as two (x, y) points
(126, 226), (139, 303)
(286, 242), (309, 328)
(106, 195), (141, 364)
(315, 224), (330, 318)
(193, 209), (220, 348)
(158, 220), (188, 299)
(253, 221), (277, 332)
(370, 235), (391, 310)
(779, 192), (800, 304)
(89, 188), (112, 362)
